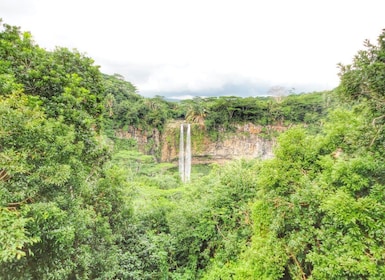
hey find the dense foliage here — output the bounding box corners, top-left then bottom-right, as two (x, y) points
(180, 92), (328, 131)
(218, 31), (385, 279)
(0, 21), (124, 279)
(104, 81), (328, 149)
(103, 80), (328, 136)
(102, 74), (174, 134)
(2, 19), (385, 280)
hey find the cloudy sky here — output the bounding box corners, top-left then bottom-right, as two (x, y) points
(1, 0), (385, 98)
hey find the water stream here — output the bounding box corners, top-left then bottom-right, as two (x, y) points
(179, 123), (191, 182)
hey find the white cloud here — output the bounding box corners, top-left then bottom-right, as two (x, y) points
(1, 0), (385, 97)
(167, 95), (204, 100)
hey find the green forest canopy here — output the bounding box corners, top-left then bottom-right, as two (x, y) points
(1, 20), (385, 279)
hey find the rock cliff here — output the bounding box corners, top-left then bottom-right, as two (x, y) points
(160, 122), (283, 164)
(115, 122), (287, 164)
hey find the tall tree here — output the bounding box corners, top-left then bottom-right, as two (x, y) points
(0, 21), (127, 279)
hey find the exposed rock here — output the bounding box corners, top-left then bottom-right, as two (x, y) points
(161, 122), (285, 164)
(115, 122), (286, 164)
(193, 134), (275, 163)
(115, 126), (161, 156)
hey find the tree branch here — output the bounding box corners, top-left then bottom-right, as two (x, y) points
(289, 252), (307, 280)
(371, 114), (385, 126)
(0, 169), (10, 181)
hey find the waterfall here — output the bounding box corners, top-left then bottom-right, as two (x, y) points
(179, 123), (191, 182)
(179, 123), (185, 182)
(185, 123), (191, 182)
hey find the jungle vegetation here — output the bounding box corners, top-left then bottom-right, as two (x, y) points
(1, 19), (385, 279)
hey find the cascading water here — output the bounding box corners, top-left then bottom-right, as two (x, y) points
(179, 123), (191, 182)
(185, 123), (191, 182)
(179, 123), (185, 182)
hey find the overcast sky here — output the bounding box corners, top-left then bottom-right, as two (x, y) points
(1, 0), (385, 98)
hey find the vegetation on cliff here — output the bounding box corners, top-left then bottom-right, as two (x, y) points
(103, 75), (329, 156)
(2, 19), (385, 279)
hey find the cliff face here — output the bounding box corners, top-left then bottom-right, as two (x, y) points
(115, 126), (161, 156)
(190, 132), (275, 163)
(115, 122), (285, 164)
(160, 122), (285, 164)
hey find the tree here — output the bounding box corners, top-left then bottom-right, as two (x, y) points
(215, 31), (385, 279)
(185, 97), (207, 126)
(0, 22), (124, 279)
(337, 30), (385, 155)
(338, 30), (385, 114)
